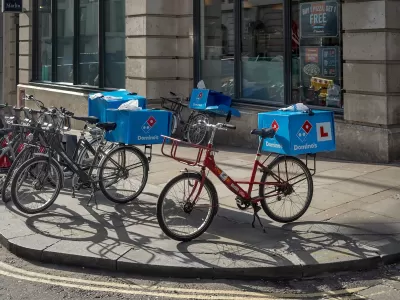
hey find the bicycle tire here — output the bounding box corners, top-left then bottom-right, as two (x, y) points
(10, 156), (62, 214)
(259, 156), (313, 223)
(156, 172), (218, 242)
(171, 113), (178, 135)
(2, 146), (36, 203)
(98, 145), (149, 204)
(185, 113), (209, 145)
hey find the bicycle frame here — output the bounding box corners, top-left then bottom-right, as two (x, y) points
(200, 144), (287, 203)
(162, 135), (294, 205)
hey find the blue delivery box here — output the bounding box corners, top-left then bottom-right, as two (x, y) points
(105, 109), (172, 145)
(258, 110), (336, 156)
(88, 90), (147, 122)
(189, 89), (232, 111)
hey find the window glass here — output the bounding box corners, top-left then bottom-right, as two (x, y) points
(56, 0), (74, 83)
(38, 2), (52, 81)
(291, 0), (342, 108)
(200, 0), (235, 97)
(78, 0), (99, 86)
(241, 0), (284, 102)
(104, 0), (125, 89)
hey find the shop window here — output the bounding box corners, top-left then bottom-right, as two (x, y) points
(200, 0), (235, 97)
(34, 0), (125, 89)
(291, 0), (342, 108)
(241, 0), (284, 102)
(37, 1), (52, 81)
(56, 0), (74, 83)
(104, 0), (125, 89)
(197, 0), (343, 110)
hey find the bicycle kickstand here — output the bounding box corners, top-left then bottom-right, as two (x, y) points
(87, 184), (98, 209)
(251, 204), (266, 233)
(71, 187), (75, 198)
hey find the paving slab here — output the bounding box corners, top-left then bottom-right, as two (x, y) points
(313, 169), (365, 186)
(310, 187), (359, 210)
(324, 176), (396, 197)
(1, 145), (400, 280)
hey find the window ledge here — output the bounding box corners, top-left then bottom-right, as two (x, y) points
(26, 81), (119, 94)
(232, 99), (344, 116)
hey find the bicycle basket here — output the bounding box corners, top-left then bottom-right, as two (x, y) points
(161, 97), (185, 112)
(161, 135), (215, 166)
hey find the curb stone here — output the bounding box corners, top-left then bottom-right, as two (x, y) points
(1, 233), (398, 280)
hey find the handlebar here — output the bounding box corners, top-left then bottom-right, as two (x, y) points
(223, 123), (236, 130)
(169, 91), (189, 102)
(200, 121), (236, 131)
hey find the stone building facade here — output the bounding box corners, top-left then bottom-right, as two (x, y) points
(3, 0), (400, 162)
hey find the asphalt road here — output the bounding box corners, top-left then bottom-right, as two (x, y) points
(0, 245), (399, 300)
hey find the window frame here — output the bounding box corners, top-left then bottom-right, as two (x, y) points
(193, 0), (344, 113)
(32, 0), (124, 90)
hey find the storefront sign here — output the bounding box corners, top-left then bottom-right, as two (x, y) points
(300, 1), (339, 38)
(2, 0), (22, 13)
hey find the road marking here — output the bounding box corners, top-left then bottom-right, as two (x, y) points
(0, 261), (368, 299)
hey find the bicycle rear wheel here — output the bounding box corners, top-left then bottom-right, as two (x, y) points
(259, 156), (313, 223)
(156, 172), (218, 242)
(98, 145), (149, 203)
(11, 156), (62, 214)
(171, 113), (178, 135)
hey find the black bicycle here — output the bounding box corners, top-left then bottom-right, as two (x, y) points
(9, 113), (149, 214)
(161, 91), (210, 145)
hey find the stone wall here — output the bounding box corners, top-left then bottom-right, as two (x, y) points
(3, 13), (18, 105)
(342, 0), (400, 162)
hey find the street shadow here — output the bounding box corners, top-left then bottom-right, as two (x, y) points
(13, 183), (400, 298)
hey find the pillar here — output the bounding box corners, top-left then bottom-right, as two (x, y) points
(341, 0), (400, 162)
(125, 0), (194, 101)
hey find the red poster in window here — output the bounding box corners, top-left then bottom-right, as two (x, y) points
(305, 48), (319, 63)
(292, 21), (299, 50)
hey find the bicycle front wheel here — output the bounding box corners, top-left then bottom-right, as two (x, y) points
(185, 113), (209, 145)
(259, 156), (313, 223)
(156, 172), (218, 242)
(98, 146), (149, 203)
(2, 146), (37, 203)
(11, 156), (62, 214)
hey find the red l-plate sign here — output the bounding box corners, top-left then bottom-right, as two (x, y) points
(316, 122), (332, 142)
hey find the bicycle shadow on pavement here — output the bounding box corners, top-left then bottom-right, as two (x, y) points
(14, 185), (400, 282)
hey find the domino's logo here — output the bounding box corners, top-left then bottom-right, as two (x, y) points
(297, 120), (312, 143)
(271, 120), (279, 132)
(141, 116), (157, 133)
(197, 92), (203, 100)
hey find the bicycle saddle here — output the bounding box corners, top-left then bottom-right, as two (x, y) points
(96, 122), (117, 132)
(72, 116), (99, 125)
(0, 128), (14, 135)
(29, 109), (43, 114)
(13, 107), (24, 112)
(250, 128), (276, 139)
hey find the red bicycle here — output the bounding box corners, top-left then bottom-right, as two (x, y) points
(157, 120), (314, 242)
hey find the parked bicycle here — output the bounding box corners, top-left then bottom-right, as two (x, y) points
(8, 102), (150, 214)
(156, 112), (314, 242)
(160, 91), (210, 145)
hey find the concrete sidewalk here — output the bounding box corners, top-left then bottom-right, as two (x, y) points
(1, 144), (400, 279)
